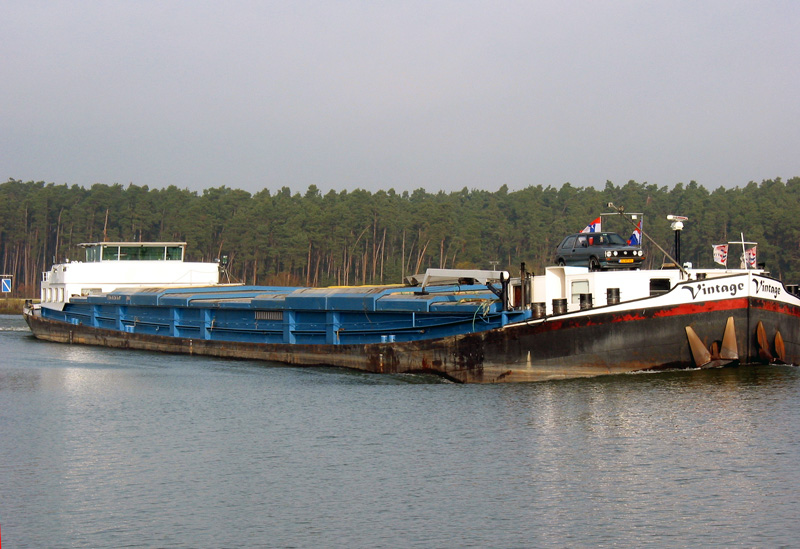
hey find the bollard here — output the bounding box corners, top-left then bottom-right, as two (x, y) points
(552, 298), (567, 315)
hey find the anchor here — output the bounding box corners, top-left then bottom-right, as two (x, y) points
(685, 316), (738, 368)
(756, 321), (786, 364)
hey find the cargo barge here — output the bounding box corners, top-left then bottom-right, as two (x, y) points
(24, 239), (800, 383)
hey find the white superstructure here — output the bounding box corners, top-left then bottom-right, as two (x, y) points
(529, 265), (766, 315)
(40, 242), (220, 304)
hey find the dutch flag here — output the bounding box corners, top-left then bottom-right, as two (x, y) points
(581, 216), (602, 233)
(627, 220), (642, 246)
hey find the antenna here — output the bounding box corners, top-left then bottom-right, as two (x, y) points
(667, 215), (689, 265)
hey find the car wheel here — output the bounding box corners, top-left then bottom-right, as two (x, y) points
(589, 257), (601, 271)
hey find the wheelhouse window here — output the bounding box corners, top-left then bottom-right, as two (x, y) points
(82, 243), (186, 261)
(85, 246), (101, 262)
(102, 245), (121, 261)
(119, 246), (168, 260)
(166, 246), (183, 261)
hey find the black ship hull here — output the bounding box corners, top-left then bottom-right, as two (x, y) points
(24, 294), (798, 383)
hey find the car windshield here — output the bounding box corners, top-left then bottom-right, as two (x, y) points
(596, 233), (628, 246)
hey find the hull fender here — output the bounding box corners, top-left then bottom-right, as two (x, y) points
(775, 331), (786, 363)
(687, 316), (738, 369)
(686, 325), (711, 368)
(756, 321), (774, 362)
(720, 316), (738, 361)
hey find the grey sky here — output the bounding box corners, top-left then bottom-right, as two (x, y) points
(3, 1), (799, 195)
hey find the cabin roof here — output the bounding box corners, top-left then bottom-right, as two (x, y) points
(78, 241), (187, 247)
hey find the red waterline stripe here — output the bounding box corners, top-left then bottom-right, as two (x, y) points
(649, 297), (750, 318)
(752, 298), (800, 315)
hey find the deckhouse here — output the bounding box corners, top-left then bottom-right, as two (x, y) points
(40, 242), (220, 304)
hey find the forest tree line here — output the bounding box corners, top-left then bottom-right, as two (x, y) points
(2, 177), (799, 297)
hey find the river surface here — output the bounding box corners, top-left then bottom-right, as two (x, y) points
(1, 314), (799, 548)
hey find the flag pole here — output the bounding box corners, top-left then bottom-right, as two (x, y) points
(740, 233), (748, 270)
(606, 203), (688, 277)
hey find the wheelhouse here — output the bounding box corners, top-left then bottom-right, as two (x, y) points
(81, 242), (186, 262)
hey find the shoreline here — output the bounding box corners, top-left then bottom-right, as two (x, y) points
(0, 298), (36, 315)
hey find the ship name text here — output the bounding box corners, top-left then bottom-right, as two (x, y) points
(682, 281), (745, 300)
(752, 278), (782, 298)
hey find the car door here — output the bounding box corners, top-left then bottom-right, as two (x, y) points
(558, 236), (577, 265)
(572, 234), (590, 265)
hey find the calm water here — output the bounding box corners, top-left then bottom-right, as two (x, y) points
(1, 314), (799, 548)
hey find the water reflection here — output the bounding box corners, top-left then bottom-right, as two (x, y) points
(0, 368), (42, 391)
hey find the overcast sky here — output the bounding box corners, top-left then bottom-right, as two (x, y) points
(2, 1), (799, 195)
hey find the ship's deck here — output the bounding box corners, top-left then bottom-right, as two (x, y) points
(38, 282), (523, 346)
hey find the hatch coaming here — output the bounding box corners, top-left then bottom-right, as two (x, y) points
(39, 280), (520, 345)
(42, 298), (518, 346)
